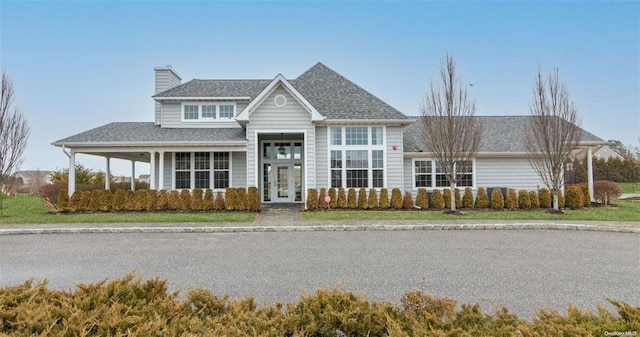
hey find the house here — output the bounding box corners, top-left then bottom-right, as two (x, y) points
(572, 145), (624, 162)
(12, 170), (54, 194)
(52, 62), (606, 204)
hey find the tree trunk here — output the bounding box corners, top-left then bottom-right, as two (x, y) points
(552, 192), (559, 211)
(450, 184), (457, 211)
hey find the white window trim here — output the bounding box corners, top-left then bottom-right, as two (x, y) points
(181, 102), (237, 122)
(327, 126), (386, 189)
(412, 158), (476, 190)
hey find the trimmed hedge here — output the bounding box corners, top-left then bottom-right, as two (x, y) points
(475, 187), (489, 208)
(539, 188), (551, 208)
(518, 190), (531, 209)
(54, 188), (261, 213)
(415, 188), (429, 209)
(347, 188), (357, 209)
(328, 187), (337, 208)
(2, 273), (637, 336)
(391, 188), (402, 209)
(379, 188), (390, 209)
(431, 189), (444, 209)
(337, 187), (347, 209)
(529, 190), (540, 209)
(367, 188), (378, 209)
(506, 188), (518, 210)
(462, 187), (474, 208)
(318, 188), (328, 209)
(443, 189), (452, 209)
(565, 185), (584, 210)
(306, 188), (318, 210)
(402, 191), (414, 209)
(358, 188), (368, 209)
(490, 188), (504, 210)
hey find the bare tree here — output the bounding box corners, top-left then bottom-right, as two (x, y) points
(525, 67), (581, 211)
(420, 54), (483, 212)
(0, 70), (30, 194)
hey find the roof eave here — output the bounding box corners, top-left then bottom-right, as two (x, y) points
(320, 118), (415, 126)
(153, 96), (251, 101)
(52, 141), (248, 148)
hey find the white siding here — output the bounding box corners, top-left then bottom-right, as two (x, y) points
(385, 126), (404, 189)
(246, 85), (315, 188)
(154, 67), (181, 125)
(475, 157), (545, 191)
(315, 126), (328, 187)
(231, 152), (247, 188)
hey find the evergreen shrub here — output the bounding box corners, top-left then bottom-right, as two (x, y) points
(179, 190), (191, 211)
(443, 189), (451, 209)
(168, 190), (181, 211)
(529, 190), (540, 209)
(56, 189), (69, 212)
(538, 188), (551, 208)
(462, 187), (474, 208)
(318, 188), (328, 209)
(112, 189), (127, 211)
(358, 188), (368, 209)
(328, 188), (337, 208)
(156, 190), (169, 211)
(247, 186), (261, 212)
(214, 191), (225, 210)
(225, 188), (237, 211)
(475, 187), (489, 208)
(347, 188), (357, 209)
(454, 188), (462, 209)
(391, 188), (402, 209)
(124, 190), (135, 211)
(235, 188), (247, 211)
(379, 188), (390, 209)
(367, 188), (378, 209)
(337, 187), (347, 209)
(518, 190), (531, 209)
(191, 189), (203, 211)
(490, 188), (504, 210)
(134, 190), (148, 211)
(565, 186), (584, 210)
(402, 191), (414, 209)
(506, 188), (518, 210)
(430, 189), (444, 209)
(415, 188), (429, 209)
(203, 189), (214, 211)
(306, 188), (318, 210)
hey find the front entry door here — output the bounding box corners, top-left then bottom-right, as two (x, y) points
(274, 164), (293, 202)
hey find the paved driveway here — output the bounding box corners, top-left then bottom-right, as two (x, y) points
(1, 230), (638, 319)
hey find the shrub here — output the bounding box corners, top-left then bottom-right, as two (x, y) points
(337, 187), (347, 209)
(225, 188), (237, 211)
(565, 186), (584, 210)
(594, 180), (622, 206)
(430, 189), (444, 209)
(56, 189), (69, 211)
(538, 188), (551, 208)
(134, 190), (148, 211)
(247, 186), (261, 212)
(529, 190), (540, 208)
(69, 190), (82, 213)
(506, 188), (518, 210)
(191, 189), (203, 211)
(475, 187), (489, 208)
(179, 190), (191, 211)
(214, 191), (225, 211)
(203, 189), (214, 211)
(156, 190), (169, 211)
(402, 192), (414, 209)
(235, 188), (247, 211)
(358, 188), (368, 209)
(39, 182), (67, 206)
(443, 189), (451, 209)
(490, 188), (504, 210)
(112, 189), (127, 211)
(391, 188), (403, 209)
(306, 188), (318, 210)
(122, 190), (135, 211)
(168, 190), (181, 211)
(379, 188), (390, 209)
(558, 191), (565, 209)
(77, 191), (91, 212)
(461, 187), (474, 209)
(518, 190), (531, 209)
(89, 190), (101, 212)
(347, 188), (357, 209)
(318, 188), (328, 209)
(415, 188), (429, 209)
(367, 188), (379, 209)
(328, 188), (337, 208)
(454, 188), (462, 209)
(580, 184), (591, 207)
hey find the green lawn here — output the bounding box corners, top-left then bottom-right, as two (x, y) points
(302, 199), (640, 221)
(0, 194), (256, 224)
(619, 182), (640, 194)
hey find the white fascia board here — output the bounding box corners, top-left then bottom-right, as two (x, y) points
(52, 141), (247, 148)
(319, 119), (415, 126)
(153, 96), (251, 101)
(576, 140), (608, 147)
(403, 151), (532, 158)
(236, 74), (324, 122)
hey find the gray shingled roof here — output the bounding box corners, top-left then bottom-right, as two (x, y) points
(290, 63), (409, 120)
(155, 79), (271, 99)
(403, 116), (604, 153)
(52, 122), (247, 146)
(154, 62), (409, 120)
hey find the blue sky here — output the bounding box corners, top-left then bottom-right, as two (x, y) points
(1, 0), (638, 176)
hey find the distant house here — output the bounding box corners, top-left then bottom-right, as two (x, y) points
(572, 145), (624, 162)
(52, 63), (606, 204)
(12, 170), (54, 193)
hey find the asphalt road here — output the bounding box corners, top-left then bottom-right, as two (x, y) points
(1, 230), (638, 319)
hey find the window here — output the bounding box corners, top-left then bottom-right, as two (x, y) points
(174, 152), (230, 189)
(346, 127), (367, 145)
(202, 105), (216, 119)
(182, 103), (235, 121)
(183, 105), (199, 120)
(213, 152), (229, 189)
(175, 152), (191, 189)
(329, 126), (385, 188)
(219, 104), (234, 119)
(413, 160), (474, 188)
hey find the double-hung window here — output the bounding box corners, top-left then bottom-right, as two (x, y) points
(182, 103), (235, 121)
(329, 126), (385, 189)
(174, 152), (230, 189)
(413, 159), (474, 188)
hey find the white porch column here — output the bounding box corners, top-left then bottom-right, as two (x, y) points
(158, 151), (165, 190)
(68, 151), (76, 196)
(587, 146), (594, 201)
(131, 160), (136, 191)
(105, 157), (111, 191)
(149, 151), (156, 190)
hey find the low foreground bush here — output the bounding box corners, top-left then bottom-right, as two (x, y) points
(1, 273), (637, 336)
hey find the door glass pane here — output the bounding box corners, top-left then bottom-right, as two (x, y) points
(263, 164), (271, 202)
(277, 166), (289, 198)
(263, 143), (271, 160)
(294, 164), (302, 202)
(275, 143), (291, 159)
(294, 143), (302, 160)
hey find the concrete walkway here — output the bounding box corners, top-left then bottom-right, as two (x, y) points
(1, 204), (639, 235)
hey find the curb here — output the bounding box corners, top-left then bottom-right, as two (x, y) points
(1, 223), (639, 235)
